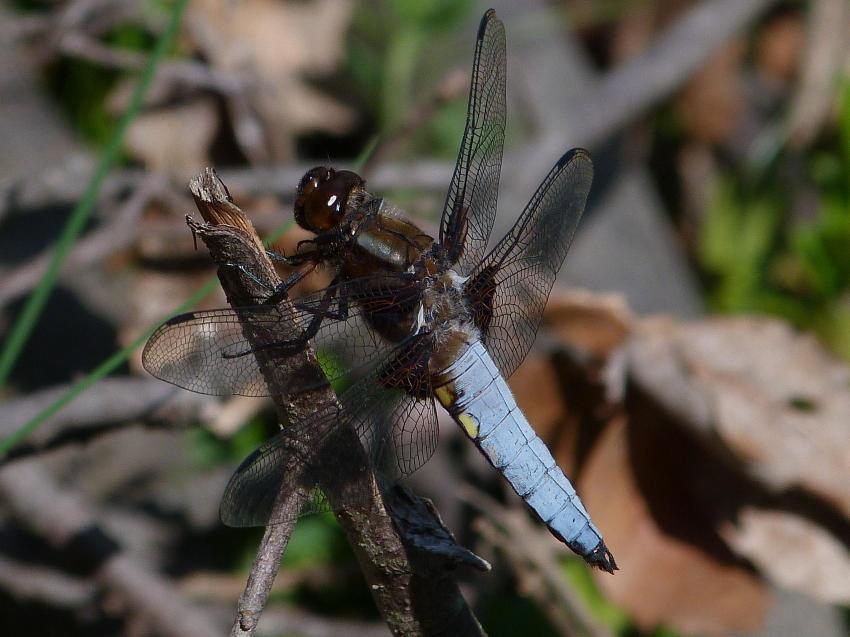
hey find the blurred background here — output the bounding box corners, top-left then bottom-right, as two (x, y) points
(1, 0), (849, 635)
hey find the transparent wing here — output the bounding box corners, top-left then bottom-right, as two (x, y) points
(141, 273), (420, 397)
(466, 149), (593, 378)
(438, 9), (506, 276)
(219, 333), (439, 527)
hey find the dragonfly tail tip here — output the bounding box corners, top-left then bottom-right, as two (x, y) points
(588, 541), (618, 574)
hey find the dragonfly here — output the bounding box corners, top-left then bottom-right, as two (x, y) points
(143, 9), (616, 573)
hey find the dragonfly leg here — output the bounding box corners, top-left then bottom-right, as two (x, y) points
(223, 279), (344, 360)
(267, 248), (320, 267)
(294, 291), (348, 322)
(266, 262), (318, 305)
(221, 262), (276, 292)
(289, 277), (344, 341)
(266, 249), (286, 262)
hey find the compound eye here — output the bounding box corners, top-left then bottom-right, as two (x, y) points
(297, 168), (328, 197)
(326, 194), (341, 215)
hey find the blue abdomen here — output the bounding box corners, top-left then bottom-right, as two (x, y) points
(433, 340), (616, 572)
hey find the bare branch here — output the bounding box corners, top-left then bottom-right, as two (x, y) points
(203, 603), (391, 637)
(56, 31), (245, 95)
(787, 0), (850, 148)
(0, 554), (96, 608)
(232, 522), (298, 636)
(0, 460), (219, 637)
(0, 174), (166, 308)
(0, 376), (213, 463)
(572, 0), (779, 148)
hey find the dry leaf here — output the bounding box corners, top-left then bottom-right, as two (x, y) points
(672, 317), (850, 519)
(510, 356), (566, 436)
(543, 289), (633, 358)
(526, 294), (850, 629)
(581, 416), (770, 636)
(676, 39), (746, 144)
(188, 0), (356, 159)
(720, 508), (850, 604)
(124, 98), (218, 179)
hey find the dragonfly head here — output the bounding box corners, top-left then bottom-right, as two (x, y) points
(294, 167), (366, 233)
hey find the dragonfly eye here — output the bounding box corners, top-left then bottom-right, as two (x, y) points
(294, 167), (364, 233)
(297, 167), (328, 198)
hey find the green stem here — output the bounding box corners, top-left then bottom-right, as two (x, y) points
(0, 278), (218, 456)
(0, 0), (190, 388)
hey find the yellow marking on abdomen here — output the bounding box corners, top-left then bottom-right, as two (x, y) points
(457, 412), (479, 438)
(433, 385), (454, 408)
(433, 385), (479, 438)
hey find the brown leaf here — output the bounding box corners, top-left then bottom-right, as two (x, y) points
(543, 289), (633, 358)
(510, 356), (566, 439)
(672, 317), (850, 519)
(720, 508), (850, 604)
(188, 0), (356, 158)
(530, 295), (850, 625)
(676, 39), (746, 144)
(124, 98), (218, 179)
(580, 416), (770, 635)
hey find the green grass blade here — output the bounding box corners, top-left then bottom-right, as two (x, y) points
(0, 0), (190, 388)
(0, 278), (218, 456)
(1, 214), (296, 457)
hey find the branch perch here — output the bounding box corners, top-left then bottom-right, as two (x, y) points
(188, 168), (485, 636)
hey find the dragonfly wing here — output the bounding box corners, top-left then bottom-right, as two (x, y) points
(142, 273), (417, 397)
(466, 149), (593, 378)
(218, 421), (323, 527)
(439, 9), (506, 275)
(219, 333), (439, 527)
(143, 306), (280, 397)
(354, 332), (438, 479)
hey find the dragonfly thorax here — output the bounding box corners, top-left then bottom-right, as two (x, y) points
(418, 268), (476, 339)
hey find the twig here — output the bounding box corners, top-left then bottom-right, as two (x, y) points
(233, 522), (298, 636)
(179, 563), (363, 601)
(0, 161), (454, 219)
(0, 459), (219, 637)
(187, 169), (485, 636)
(0, 554), (96, 608)
(0, 174), (164, 308)
(0, 376), (212, 463)
(458, 484), (614, 637)
(58, 30), (146, 69)
(204, 603), (391, 637)
(571, 0), (779, 149)
(55, 31), (245, 95)
(786, 0), (850, 148)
